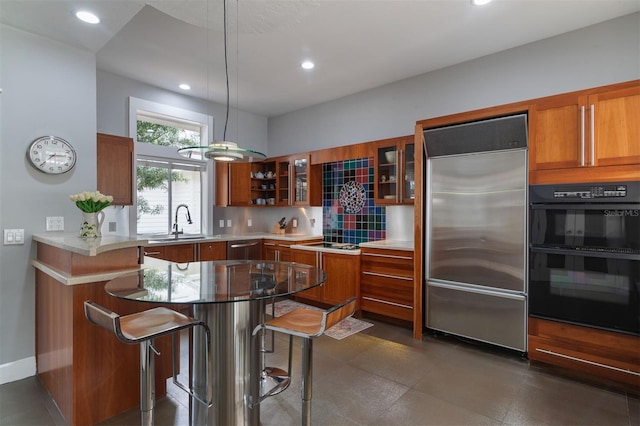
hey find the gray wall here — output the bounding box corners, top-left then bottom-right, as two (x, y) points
(97, 69), (268, 155)
(0, 12), (638, 382)
(268, 13), (640, 156)
(0, 25), (97, 381)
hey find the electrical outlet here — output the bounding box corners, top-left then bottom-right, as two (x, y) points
(247, 219), (252, 227)
(292, 219), (298, 228)
(108, 222), (117, 232)
(227, 219), (232, 227)
(46, 216), (64, 231)
(219, 219), (225, 228)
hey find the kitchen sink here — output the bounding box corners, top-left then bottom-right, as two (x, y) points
(147, 234), (209, 243)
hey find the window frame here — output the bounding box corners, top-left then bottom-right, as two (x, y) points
(128, 97), (214, 237)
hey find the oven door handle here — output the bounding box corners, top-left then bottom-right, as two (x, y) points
(530, 245), (640, 261)
(530, 203), (640, 211)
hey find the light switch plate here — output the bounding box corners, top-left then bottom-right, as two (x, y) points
(4, 229), (24, 245)
(227, 219), (232, 227)
(219, 219), (225, 228)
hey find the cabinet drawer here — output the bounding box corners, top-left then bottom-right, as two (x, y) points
(361, 249), (413, 277)
(360, 297), (413, 322)
(528, 318), (640, 390)
(360, 273), (413, 306)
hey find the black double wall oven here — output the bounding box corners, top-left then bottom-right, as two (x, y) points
(529, 181), (640, 336)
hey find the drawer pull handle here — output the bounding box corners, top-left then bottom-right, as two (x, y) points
(145, 251), (161, 255)
(362, 296), (412, 310)
(362, 253), (413, 260)
(363, 271), (413, 280)
(535, 348), (640, 376)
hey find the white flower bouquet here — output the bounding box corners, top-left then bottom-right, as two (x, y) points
(69, 191), (113, 213)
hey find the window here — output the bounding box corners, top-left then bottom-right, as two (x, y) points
(137, 158), (204, 236)
(129, 97), (213, 237)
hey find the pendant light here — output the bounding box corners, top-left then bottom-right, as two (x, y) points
(178, 0), (266, 162)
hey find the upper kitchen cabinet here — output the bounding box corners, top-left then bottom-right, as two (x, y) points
(275, 157), (290, 206)
(529, 81), (640, 184)
(97, 133), (133, 205)
(374, 135), (415, 205)
(228, 162), (252, 206)
(273, 154), (321, 206)
(216, 161), (274, 206)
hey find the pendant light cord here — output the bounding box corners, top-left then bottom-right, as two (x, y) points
(223, 0), (230, 142)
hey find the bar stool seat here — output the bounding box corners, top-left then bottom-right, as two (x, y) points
(252, 297), (357, 426)
(84, 302), (212, 426)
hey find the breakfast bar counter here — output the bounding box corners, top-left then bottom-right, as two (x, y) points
(32, 233), (170, 426)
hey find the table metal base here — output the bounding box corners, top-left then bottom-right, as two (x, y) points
(191, 301), (261, 426)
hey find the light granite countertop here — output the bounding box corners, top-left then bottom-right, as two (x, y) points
(33, 233), (148, 256)
(145, 233), (322, 246)
(358, 239), (415, 251)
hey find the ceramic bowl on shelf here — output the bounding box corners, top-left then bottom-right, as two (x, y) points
(267, 198), (275, 205)
(384, 151), (396, 163)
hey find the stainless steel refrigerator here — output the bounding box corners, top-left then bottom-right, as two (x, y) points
(424, 114), (528, 352)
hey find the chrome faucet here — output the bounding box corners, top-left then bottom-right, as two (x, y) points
(172, 204), (193, 238)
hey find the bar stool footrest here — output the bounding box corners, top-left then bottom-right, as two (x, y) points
(260, 367), (291, 398)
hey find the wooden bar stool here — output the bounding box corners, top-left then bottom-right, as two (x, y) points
(251, 297), (357, 426)
(84, 301), (212, 426)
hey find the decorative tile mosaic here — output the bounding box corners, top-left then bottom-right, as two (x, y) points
(322, 158), (386, 244)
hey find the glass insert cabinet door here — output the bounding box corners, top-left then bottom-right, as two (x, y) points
(293, 157), (309, 204)
(374, 136), (415, 205)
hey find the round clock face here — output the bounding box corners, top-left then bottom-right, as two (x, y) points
(27, 136), (77, 174)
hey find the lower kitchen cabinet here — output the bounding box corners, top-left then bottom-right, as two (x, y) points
(360, 247), (414, 323)
(144, 243), (197, 262)
(528, 317), (640, 392)
(263, 238), (322, 262)
(292, 249), (360, 307)
(198, 241), (226, 261)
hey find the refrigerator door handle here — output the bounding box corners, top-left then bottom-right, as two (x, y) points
(428, 280), (526, 300)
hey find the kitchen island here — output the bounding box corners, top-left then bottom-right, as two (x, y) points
(31, 233), (176, 426)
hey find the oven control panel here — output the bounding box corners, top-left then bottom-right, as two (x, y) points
(553, 184), (627, 199)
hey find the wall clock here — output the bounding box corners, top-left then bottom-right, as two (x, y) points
(27, 136), (77, 174)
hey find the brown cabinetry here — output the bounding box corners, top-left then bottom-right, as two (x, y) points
(529, 81), (640, 184)
(360, 247), (414, 323)
(228, 162), (252, 206)
(97, 133), (133, 205)
(528, 317), (640, 393)
(144, 243), (197, 262)
(198, 241), (226, 261)
(292, 249), (360, 307)
(35, 243), (173, 426)
(263, 238), (321, 262)
(269, 154), (321, 206)
(374, 135), (415, 205)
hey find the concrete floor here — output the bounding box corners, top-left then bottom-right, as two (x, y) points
(1, 318), (638, 425)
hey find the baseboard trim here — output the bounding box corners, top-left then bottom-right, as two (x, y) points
(0, 357), (36, 385)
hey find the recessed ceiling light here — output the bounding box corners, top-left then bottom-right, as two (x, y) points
(301, 61), (315, 70)
(75, 11), (100, 24)
(472, 0), (493, 5)
(179, 83), (191, 90)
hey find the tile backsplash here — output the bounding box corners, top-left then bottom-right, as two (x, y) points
(322, 158), (386, 244)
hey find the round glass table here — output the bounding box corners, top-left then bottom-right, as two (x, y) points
(105, 258), (327, 426)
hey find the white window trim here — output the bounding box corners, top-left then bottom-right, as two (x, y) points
(128, 97), (214, 236)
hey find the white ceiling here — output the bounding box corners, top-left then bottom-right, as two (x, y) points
(2, 1), (639, 117)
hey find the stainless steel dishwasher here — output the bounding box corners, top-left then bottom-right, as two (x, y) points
(226, 240), (261, 260)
